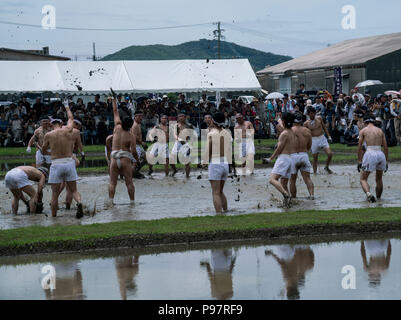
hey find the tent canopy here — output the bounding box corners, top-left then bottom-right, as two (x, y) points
(0, 59), (260, 94)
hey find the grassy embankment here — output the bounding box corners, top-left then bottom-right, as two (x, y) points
(1, 207), (401, 251)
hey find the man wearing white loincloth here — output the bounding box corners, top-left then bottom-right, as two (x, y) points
(304, 107), (333, 174)
(289, 112), (314, 199)
(130, 110), (147, 177)
(4, 165), (47, 214)
(202, 112), (232, 213)
(234, 113), (255, 174)
(171, 112), (193, 178)
(26, 117), (52, 167)
(148, 114), (174, 176)
(357, 113), (388, 203)
(108, 88), (139, 205)
(42, 100), (83, 218)
(267, 112), (297, 207)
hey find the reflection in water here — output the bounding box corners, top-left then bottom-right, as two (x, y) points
(361, 240), (391, 287)
(44, 263), (85, 300)
(115, 256), (140, 300)
(3, 237), (401, 300)
(200, 249), (236, 300)
(265, 245), (315, 300)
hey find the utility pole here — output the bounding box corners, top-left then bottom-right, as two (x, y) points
(213, 22), (225, 59)
(92, 42), (96, 61)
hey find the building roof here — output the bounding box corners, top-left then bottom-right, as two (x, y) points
(0, 48), (70, 61)
(257, 32), (401, 75)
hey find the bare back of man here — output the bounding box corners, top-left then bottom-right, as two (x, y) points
(290, 119), (314, 199)
(4, 165), (46, 214)
(108, 91), (139, 205)
(358, 114), (388, 202)
(62, 126), (84, 210)
(268, 113), (297, 207)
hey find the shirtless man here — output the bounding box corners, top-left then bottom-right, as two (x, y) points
(4, 166), (48, 214)
(171, 112), (193, 178)
(26, 117), (52, 167)
(148, 114), (174, 176)
(234, 113), (255, 175)
(357, 113), (388, 203)
(62, 119), (84, 210)
(304, 107), (333, 174)
(267, 112), (297, 207)
(72, 120), (85, 167)
(202, 112), (232, 213)
(42, 100), (83, 218)
(108, 89), (139, 205)
(290, 112), (314, 199)
(130, 111), (148, 176)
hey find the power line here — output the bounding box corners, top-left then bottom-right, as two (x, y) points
(0, 20), (212, 32)
(224, 22), (327, 47)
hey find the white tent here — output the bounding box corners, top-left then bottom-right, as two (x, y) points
(0, 59), (260, 94)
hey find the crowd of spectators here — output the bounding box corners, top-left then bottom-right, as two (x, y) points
(266, 84), (401, 147)
(1, 87), (401, 148)
(0, 93), (268, 147)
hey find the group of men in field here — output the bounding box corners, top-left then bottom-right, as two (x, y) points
(267, 107), (388, 206)
(3, 92), (389, 216)
(5, 99), (85, 218)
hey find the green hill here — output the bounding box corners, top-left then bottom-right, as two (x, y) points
(101, 39), (292, 71)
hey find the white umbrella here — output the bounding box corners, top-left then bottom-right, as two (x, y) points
(355, 80), (383, 88)
(385, 90), (400, 97)
(266, 92), (284, 99)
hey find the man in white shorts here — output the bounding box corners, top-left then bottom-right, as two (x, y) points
(4, 165), (47, 214)
(234, 113), (255, 175)
(171, 112), (193, 178)
(203, 112), (232, 213)
(42, 100), (83, 218)
(357, 113), (388, 202)
(267, 112), (297, 207)
(148, 114), (172, 176)
(304, 107), (333, 174)
(26, 117), (52, 167)
(289, 112), (314, 199)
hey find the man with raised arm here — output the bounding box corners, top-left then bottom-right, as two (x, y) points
(26, 117), (52, 167)
(61, 118), (85, 210)
(304, 107), (333, 174)
(358, 113), (388, 203)
(266, 112), (297, 207)
(42, 99), (83, 218)
(108, 89), (139, 206)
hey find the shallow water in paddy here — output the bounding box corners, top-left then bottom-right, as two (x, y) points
(0, 234), (400, 300)
(1, 164), (401, 230)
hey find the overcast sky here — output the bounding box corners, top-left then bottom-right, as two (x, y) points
(0, 0), (400, 61)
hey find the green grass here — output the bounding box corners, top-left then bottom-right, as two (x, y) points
(1, 207), (401, 248)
